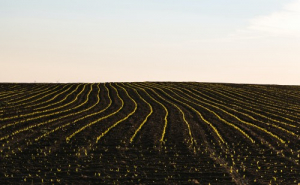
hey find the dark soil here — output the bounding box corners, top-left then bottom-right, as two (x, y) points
(0, 82), (299, 184)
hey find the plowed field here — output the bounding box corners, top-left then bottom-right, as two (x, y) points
(0, 82), (299, 184)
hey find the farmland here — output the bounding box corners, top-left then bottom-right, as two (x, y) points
(0, 82), (299, 184)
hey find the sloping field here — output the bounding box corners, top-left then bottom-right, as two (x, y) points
(0, 82), (299, 184)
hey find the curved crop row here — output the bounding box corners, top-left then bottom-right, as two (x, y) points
(178, 85), (298, 139)
(36, 83), (110, 142)
(126, 87), (153, 143)
(134, 83), (197, 150)
(1, 85), (62, 116)
(34, 83), (101, 141)
(0, 84), (77, 122)
(95, 84), (138, 143)
(234, 84), (300, 110)
(0, 84), (46, 101)
(66, 83), (122, 142)
(212, 85), (300, 121)
(26, 84), (73, 110)
(126, 83), (169, 143)
(189, 84), (299, 128)
(0, 84), (86, 135)
(1, 85), (59, 109)
(159, 84), (298, 157)
(1, 82), (299, 184)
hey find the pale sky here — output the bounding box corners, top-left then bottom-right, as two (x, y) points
(1, 0), (300, 85)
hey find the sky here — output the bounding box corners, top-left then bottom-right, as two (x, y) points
(1, 0), (300, 85)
